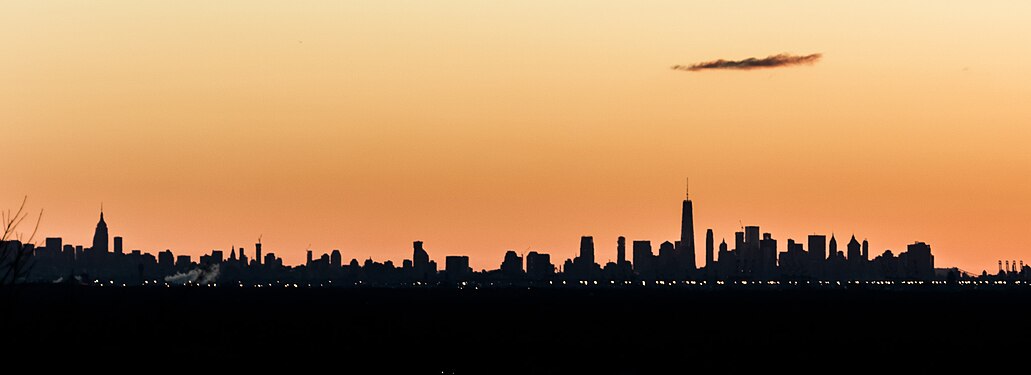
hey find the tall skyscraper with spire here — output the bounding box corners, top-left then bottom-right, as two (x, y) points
(679, 179), (697, 271)
(829, 234), (838, 259)
(92, 208), (109, 252)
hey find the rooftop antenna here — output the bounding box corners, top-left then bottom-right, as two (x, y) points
(685, 177), (690, 200)
(258, 234), (262, 245)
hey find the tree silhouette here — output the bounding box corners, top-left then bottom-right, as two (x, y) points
(1, 196), (43, 286)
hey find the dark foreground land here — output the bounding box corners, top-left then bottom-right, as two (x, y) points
(3, 285), (1026, 372)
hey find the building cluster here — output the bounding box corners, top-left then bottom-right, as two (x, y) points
(2, 192), (1027, 286)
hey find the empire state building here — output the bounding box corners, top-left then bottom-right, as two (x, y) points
(92, 209), (109, 252)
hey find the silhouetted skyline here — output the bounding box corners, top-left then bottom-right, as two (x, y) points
(4, 187), (1026, 287)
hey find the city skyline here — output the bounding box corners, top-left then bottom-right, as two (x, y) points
(15, 187), (1026, 286)
(4, 2), (1031, 274)
(10, 186), (989, 275)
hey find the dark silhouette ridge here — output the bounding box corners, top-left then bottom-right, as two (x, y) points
(4, 285), (1026, 369)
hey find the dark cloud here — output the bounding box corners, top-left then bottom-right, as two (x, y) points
(672, 53), (821, 72)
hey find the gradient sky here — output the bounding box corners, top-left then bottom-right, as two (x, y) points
(3, 1), (1030, 273)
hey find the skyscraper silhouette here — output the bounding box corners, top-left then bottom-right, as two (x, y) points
(255, 240), (262, 266)
(847, 235), (861, 261)
(808, 235), (826, 262)
(92, 209), (109, 252)
(829, 234), (838, 260)
(705, 229), (714, 269)
(579, 236), (595, 266)
(331, 249), (342, 268)
(501, 250), (523, 277)
(679, 180), (696, 271)
(413, 240), (434, 280)
(617, 236), (626, 265)
(45, 237), (62, 255)
(526, 251), (554, 280)
(632, 240), (654, 278)
(445, 255), (472, 280)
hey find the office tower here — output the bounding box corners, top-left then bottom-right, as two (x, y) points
(658, 241), (676, 259)
(211, 250), (224, 264)
(829, 234), (838, 260)
(413, 240), (432, 279)
(239, 247), (248, 265)
(255, 241), (262, 266)
(45, 237), (62, 255)
(229, 247), (237, 261)
(175, 255), (191, 268)
(741, 226), (761, 275)
(579, 236), (595, 266)
(717, 239), (731, 277)
(632, 240), (653, 273)
(306, 250), (313, 266)
(705, 229), (714, 269)
(679, 181), (697, 270)
(617, 236), (626, 265)
(760, 233), (777, 277)
(501, 250), (523, 275)
(808, 235), (826, 263)
(331, 250), (342, 268)
(526, 252), (554, 280)
(159, 250), (174, 269)
(847, 235), (861, 261)
(654, 240), (675, 279)
(862, 239), (869, 261)
(901, 242), (934, 279)
(92, 209), (109, 252)
(745, 226), (760, 250)
(113, 236), (123, 254)
(445, 255), (472, 279)
(779, 239), (807, 278)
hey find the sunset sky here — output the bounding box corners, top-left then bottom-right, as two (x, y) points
(3, 1), (1029, 273)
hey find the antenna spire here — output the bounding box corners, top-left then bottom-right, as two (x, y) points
(685, 177), (690, 199)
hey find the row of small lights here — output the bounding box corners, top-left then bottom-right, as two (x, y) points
(86, 279), (1027, 287)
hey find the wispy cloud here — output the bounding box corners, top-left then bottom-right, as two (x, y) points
(672, 53), (822, 72)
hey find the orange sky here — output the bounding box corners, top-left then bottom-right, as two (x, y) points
(2, 1), (1030, 273)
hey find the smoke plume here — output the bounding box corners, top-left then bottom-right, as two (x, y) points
(672, 53), (821, 72)
(164, 264), (220, 285)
